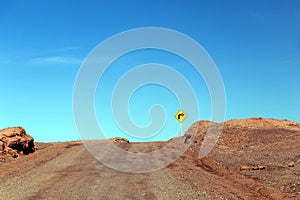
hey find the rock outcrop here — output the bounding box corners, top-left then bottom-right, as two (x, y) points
(109, 137), (129, 144)
(0, 127), (35, 158)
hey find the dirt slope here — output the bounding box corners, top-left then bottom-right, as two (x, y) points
(0, 118), (299, 199)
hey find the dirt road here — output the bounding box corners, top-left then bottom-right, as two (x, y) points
(0, 141), (294, 200)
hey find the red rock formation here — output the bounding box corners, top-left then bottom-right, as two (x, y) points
(0, 127), (35, 157)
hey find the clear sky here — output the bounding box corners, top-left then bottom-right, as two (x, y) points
(0, 0), (299, 142)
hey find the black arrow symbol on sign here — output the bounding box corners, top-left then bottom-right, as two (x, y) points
(177, 113), (184, 119)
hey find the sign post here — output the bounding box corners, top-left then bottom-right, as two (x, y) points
(174, 109), (187, 136)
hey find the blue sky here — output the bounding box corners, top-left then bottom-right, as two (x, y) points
(0, 0), (299, 142)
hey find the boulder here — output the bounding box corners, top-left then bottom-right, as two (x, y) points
(0, 127), (35, 157)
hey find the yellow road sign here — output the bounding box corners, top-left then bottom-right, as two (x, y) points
(174, 110), (187, 123)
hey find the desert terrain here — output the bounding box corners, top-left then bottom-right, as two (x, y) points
(0, 118), (300, 199)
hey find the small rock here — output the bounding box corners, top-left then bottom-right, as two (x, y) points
(240, 166), (251, 170)
(258, 165), (266, 170)
(252, 166), (259, 170)
(288, 161), (295, 167)
(12, 152), (18, 158)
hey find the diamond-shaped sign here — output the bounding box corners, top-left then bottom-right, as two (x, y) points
(174, 110), (187, 123)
